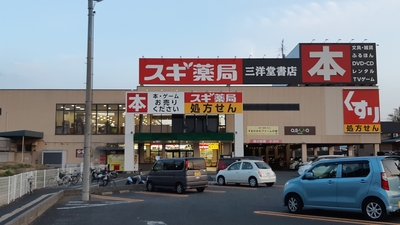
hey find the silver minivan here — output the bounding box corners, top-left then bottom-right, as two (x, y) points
(146, 157), (208, 194)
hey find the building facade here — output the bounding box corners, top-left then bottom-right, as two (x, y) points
(0, 86), (381, 171)
(0, 42), (385, 171)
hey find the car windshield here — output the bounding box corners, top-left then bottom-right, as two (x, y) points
(255, 161), (271, 169)
(382, 158), (400, 177)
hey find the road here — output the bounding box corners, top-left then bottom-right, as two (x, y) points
(27, 170), (400, 225)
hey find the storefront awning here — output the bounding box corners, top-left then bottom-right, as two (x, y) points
(134, 132), (234, 142)
(0, 130), (44, 140)
(382, 138), (400, 143)
(96, 146), (124, 151)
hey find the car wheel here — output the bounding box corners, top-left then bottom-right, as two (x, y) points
(217, 176), (225, 186)
(176, 183), (185, 194)
(146, 181), (154, 191)
(295, 165), (300, 170)
(249, 177), (258, 187)
(286, 194), (303, 213)
(266, 183), (274, 187)
(364, 199), (386, 220)
(196, 187), (205, 193)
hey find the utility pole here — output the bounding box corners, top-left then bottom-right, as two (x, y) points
(82, 0), (95, 201)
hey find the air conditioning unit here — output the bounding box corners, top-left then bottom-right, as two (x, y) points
(393, 133), (399, 138)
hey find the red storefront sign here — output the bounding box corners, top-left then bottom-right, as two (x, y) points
(76, 149), (84, 158)
(184, 92), (242, 103)
(139, 58), (243, 85)
(301, 44), (351, 83)
(343, 89), (380, 132)
(249, 139), (282, 144)
(126, 92), (148, 113)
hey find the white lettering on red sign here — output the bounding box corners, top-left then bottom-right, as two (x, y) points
(189, 93), (237, 103)
(308, 46), (346, 81)
(128, 94), (146, 111)
(344, 91), (379, 123)
(144, 62), (238, 82)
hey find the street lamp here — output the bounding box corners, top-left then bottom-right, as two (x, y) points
(83, 0), (102, 201)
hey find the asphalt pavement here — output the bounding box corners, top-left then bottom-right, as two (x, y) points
(0, 171), (218, 225)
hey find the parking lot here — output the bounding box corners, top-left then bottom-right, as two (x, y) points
(23, 171), (400, 225)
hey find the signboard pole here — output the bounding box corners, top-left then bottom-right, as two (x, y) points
(124, 113), (135, 172)
(234, 114), (244, 157)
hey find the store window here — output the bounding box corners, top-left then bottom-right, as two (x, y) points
(55, 104), (81, 134)
(199, 142), (219, 167)
(56, 103), (125, 135)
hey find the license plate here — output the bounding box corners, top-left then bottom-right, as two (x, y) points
(398, 200), (400, 208)
(194, 171), (200, 176)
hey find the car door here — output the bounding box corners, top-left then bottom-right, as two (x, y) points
(301, 162), (338, 207)
(337, 161), (372, 208)
(162, 159), (176, 187)
(239, 162), (253, 183)
(224, 162), (242, 183)
(149, 160), (164, 187)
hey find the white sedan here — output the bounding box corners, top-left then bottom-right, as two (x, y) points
(216, 160), (276, 187)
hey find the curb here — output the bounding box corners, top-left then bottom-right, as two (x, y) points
(5, 184), (146, 225)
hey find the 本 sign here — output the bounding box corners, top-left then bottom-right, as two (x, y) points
(343, 89), (380, 133)
(184, 92), (243, 114)
(126, 92), (184, 114)
(299, 43), (377, 84)
(139, 58), (243, 85)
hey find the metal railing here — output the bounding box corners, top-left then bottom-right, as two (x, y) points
(0, 166), (81, 207)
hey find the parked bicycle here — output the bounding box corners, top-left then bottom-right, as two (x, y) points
(47, 170), (71, 188)
(71, 170), (83, 185)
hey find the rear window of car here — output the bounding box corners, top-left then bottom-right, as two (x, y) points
(188, 159), (206, 170)
(255, 161), (271, 169)
(222, 159), (236, 166)
(382, 158), (400, 177)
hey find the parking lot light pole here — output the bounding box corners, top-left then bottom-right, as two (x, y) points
(83, 0), (102, 201)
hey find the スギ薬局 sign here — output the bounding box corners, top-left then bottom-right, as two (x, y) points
(184, 92), (242, 114)
(139, 58), (243, 85)
(126, 92), (242, 114)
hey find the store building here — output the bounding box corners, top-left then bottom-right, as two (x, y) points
(0, 42), (384, 171)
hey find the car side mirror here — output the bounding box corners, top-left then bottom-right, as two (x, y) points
(305, 172), (314, 179)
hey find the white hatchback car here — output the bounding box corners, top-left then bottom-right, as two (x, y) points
(297, 155), (346, 175)
(216, 159), (276, 187)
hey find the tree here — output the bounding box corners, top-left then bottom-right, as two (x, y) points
(388, 107), (400, 122)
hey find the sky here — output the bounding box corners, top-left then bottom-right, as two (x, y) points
(0, 0), (399, 121)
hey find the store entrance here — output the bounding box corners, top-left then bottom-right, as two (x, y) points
(165, 150), (194, 158)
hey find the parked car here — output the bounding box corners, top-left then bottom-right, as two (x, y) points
(283, 156), (400, 220)
(297, 155), (346, 175)
(289, 157), (302, 170)
(216, 156), (262, 173)
(146, 157), (208, 194)
(216, 159), (276, 187)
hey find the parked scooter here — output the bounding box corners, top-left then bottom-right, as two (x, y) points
(125, 172), (146, 185)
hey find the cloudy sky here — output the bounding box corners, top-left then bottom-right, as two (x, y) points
(0, 0), (399, 120)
